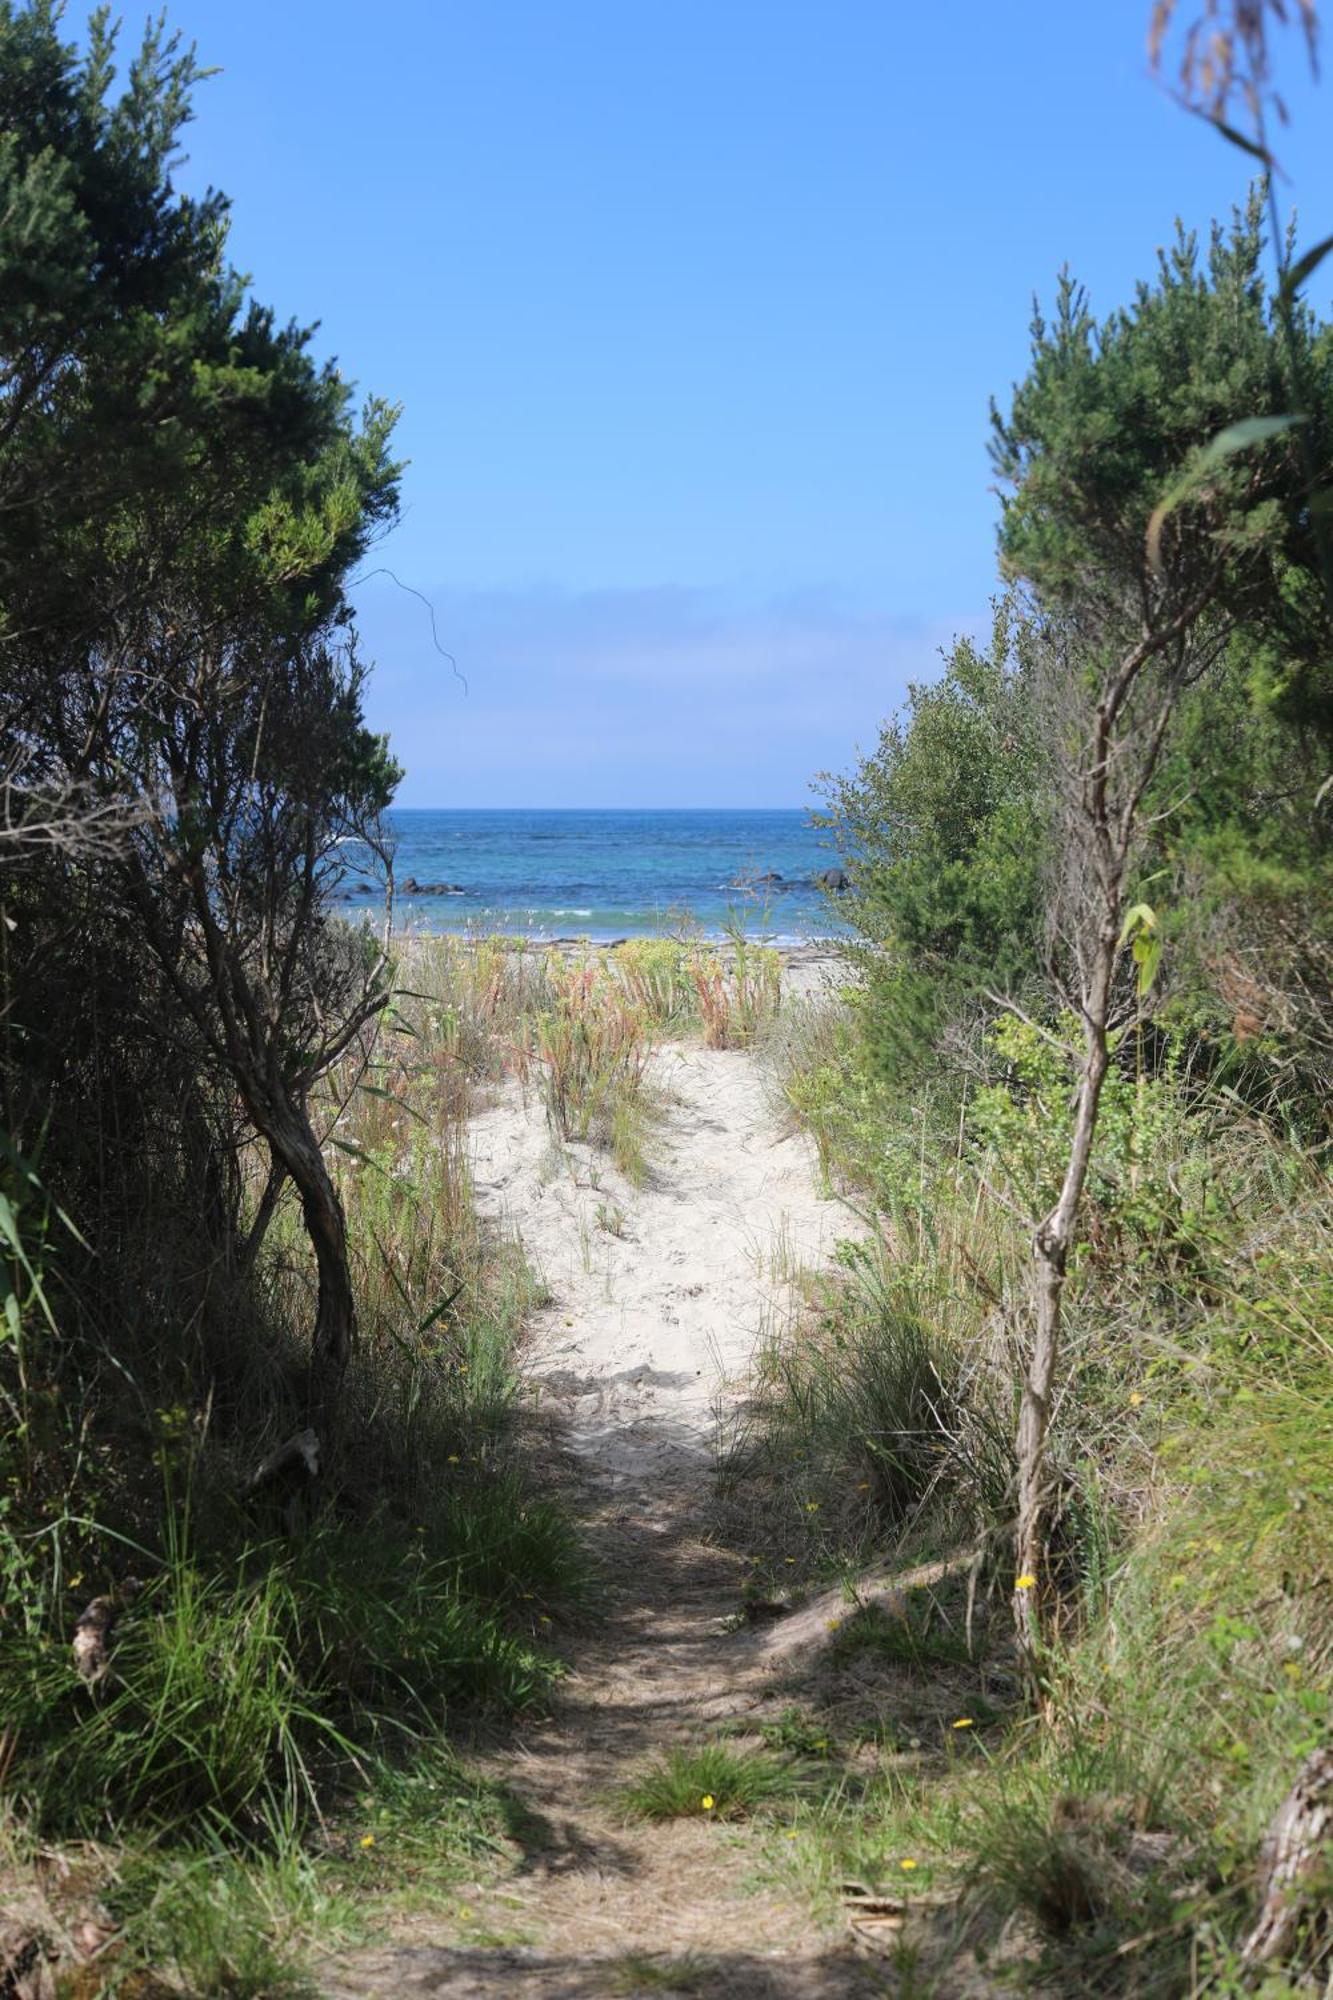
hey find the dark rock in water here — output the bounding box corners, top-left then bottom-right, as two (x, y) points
(401, 876), (465, 896)
(734, 870), (791, 889)
(816, 867), (849, 892)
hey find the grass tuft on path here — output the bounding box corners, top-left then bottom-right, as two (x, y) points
(623, 1743), (798, 1823)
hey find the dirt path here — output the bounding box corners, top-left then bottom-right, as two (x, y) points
(325, 1035), (882, 2000)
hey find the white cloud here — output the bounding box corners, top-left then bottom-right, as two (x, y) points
(353, 577), (987, 807)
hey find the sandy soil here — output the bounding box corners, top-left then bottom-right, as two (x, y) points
(324, 1000), (894, 2000)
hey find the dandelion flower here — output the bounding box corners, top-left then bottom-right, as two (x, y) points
(900, 1857), (918, 1871)
(856, 1481), (871, 1492)
(447, 1454), (461, 1464)
(701, 1794), (715, 1811)
(805, 1501), (820, 1513)
(1128, 1390), (1143, 1407)
(360, 1834), (376, 1849)
(1015, 1573), (1037, 1591)
(951, 1717), (974, 1729)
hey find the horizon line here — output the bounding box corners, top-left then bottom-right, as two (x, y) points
(388, 803), (816, 814)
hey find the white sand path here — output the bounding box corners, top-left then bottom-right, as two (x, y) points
(468, 1039), (854, 1501)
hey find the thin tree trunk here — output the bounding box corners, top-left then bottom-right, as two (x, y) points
(252, 1098), (355, 1423)
(237, 1154), (287, 1282)
(1015, 992), (1111, 1678)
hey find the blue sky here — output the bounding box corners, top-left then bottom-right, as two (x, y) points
(158, 1), (1331, 806)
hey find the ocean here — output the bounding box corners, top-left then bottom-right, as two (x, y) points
(334, 808), (846, 942)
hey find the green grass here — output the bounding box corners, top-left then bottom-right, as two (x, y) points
(105, 1841), (357, 2000)
(622, 1743), (795, 1823)
(2, 1515), (574, 1838)
(826, 1599), (975, 1673)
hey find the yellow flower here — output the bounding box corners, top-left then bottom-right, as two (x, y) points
(458, 1905), (474, 1920)
(951, 1717), (974, 1729)
(900, 1857), (918, 1871)
(701, 1794), (715, 1811)
(856, 1481), (870, 1492)
(359, 1834), (376, 1849)
(1128, 1390), (1143, 1407)
(447, 1453), (461, 1464)
(1015, 1573), (1037, 1591)
(805, 1501), (820, 1513)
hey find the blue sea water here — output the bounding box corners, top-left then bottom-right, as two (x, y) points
(334, 808), (845, 942)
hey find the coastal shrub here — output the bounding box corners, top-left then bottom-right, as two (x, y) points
(815, 598), (1047, 1088)
(764, 960), (1333, 1984)
(0, 923), (590, 1859)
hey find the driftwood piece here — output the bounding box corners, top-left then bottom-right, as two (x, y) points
(1240, 1745), (1333, 1972)
(246, 1427), (320, 1494)
(71, 1579), (142, 1685)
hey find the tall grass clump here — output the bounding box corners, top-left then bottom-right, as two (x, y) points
(723, 1243), (1011, 1576)
(103, 1843), (351, 2000)
(534, 960), (655, 1179)
(688, 926), (781, 1049)
(404, 932), (555, 1079)
(623, 1743), (792, 1822)
(611, 938), (697, 1028)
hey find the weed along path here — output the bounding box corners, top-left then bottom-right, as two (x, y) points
(325, 1022), (884, 2000)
